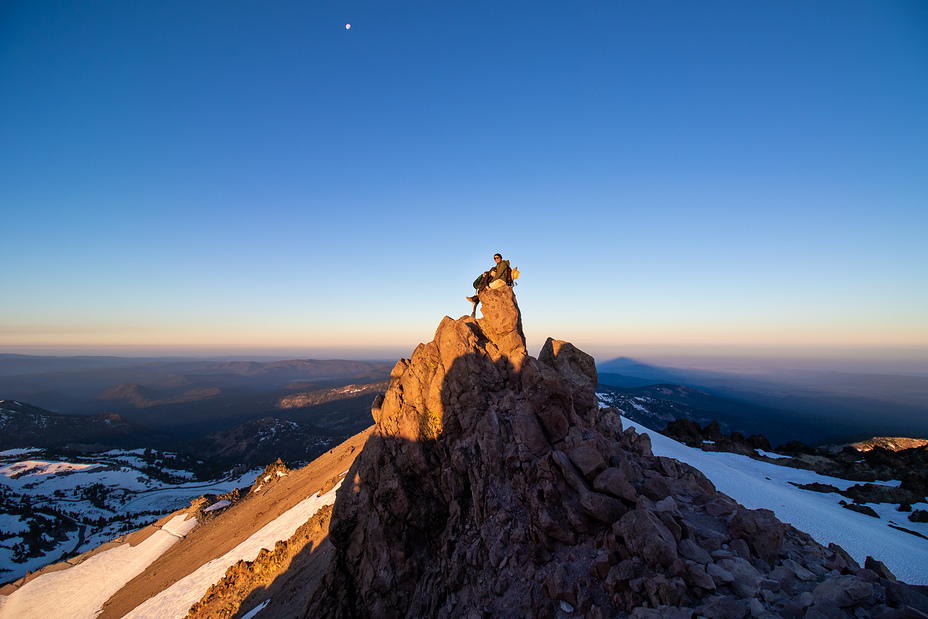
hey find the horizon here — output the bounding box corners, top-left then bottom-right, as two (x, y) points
(2, 2), (926, 358)
(3, 344), (928, 377)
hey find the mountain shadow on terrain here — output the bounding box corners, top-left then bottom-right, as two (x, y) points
(595, 382), (850, 447)
(0, 400), (173, 450)
(306, 285), (928, 618)
(597, 361), (928, 447)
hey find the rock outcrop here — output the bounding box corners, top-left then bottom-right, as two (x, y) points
(663, 418), (772, 455)
(306, 286), (928, 618)
(250, 458), (290, 493)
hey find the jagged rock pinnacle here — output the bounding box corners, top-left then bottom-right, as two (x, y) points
(306, 290), (924, 618)
(475, 284), (527, 372)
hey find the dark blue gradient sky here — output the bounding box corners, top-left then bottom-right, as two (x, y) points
(1, 1), (926, 360)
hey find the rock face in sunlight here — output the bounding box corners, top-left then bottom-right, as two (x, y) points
(306, 287), (928, 618)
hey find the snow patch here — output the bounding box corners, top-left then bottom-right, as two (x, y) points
(161, 515), (197, 538)
(756, 449), (789, 459)
(122, 482), (342, 619)
(203, 500), (230, 513)
(0, 460), (99, 478)
(0, 514), (196, 619)
(240, 599), (270, 619)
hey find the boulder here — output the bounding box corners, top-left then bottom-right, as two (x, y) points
(570, 443), (607, 479)
(811, 575), (874, 607)
(683, 562), (716, 590)
(908, 509), (928, 523)
(678, 538), (712, 565)
(805, 600), (846, 619)
(729, 508), (785, 561)
(696, 595), (751, 619)
(707, 562), (735, 586)
(538, 338), (599, 424)
(864, 556), (896, 581)
(840, 502), (880, 518)
(823, 543), (861, 574)
(593, 467), (638, 502)
(615, 509), (678, 567)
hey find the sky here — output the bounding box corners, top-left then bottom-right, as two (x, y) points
(1, 1), (927, 364)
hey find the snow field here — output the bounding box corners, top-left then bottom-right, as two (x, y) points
(0, 453), (262, 585)
(0, 515), (28, 535)
(623, 418), (928, 585)
(0, 514), (197, 619)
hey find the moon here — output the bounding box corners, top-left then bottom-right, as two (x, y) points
(346, 24), (350, 29)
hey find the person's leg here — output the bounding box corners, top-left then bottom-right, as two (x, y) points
(476, 273), (490, 293)
(467, 272), (490, 303)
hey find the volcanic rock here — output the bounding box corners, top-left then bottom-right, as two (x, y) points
(908, 509), (928, 523)
(839, 501), (880, 518)
(864, 556), (896, 581)
(305, 287), (926, 618)
(663, 418), (771, 456)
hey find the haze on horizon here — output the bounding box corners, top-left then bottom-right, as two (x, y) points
(2, 2), (926, 368)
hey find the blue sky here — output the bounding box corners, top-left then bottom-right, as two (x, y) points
(1, 1), (926, 362)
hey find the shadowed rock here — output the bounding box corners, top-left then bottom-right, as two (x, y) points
(305, 289), (925, 619)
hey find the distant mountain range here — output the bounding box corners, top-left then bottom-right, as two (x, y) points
(0, 354), (392, 413)
(4, 351), (927, 457)
(0, 355), (393, 445)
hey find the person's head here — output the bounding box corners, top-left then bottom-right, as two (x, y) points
(494, 253), (502, 262)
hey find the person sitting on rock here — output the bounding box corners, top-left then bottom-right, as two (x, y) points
(467, 253), (512, 312)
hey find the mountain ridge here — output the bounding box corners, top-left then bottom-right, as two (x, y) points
(306, 285), (927, 618)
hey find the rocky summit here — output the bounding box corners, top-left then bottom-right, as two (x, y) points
(306, 286), (928, 618)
